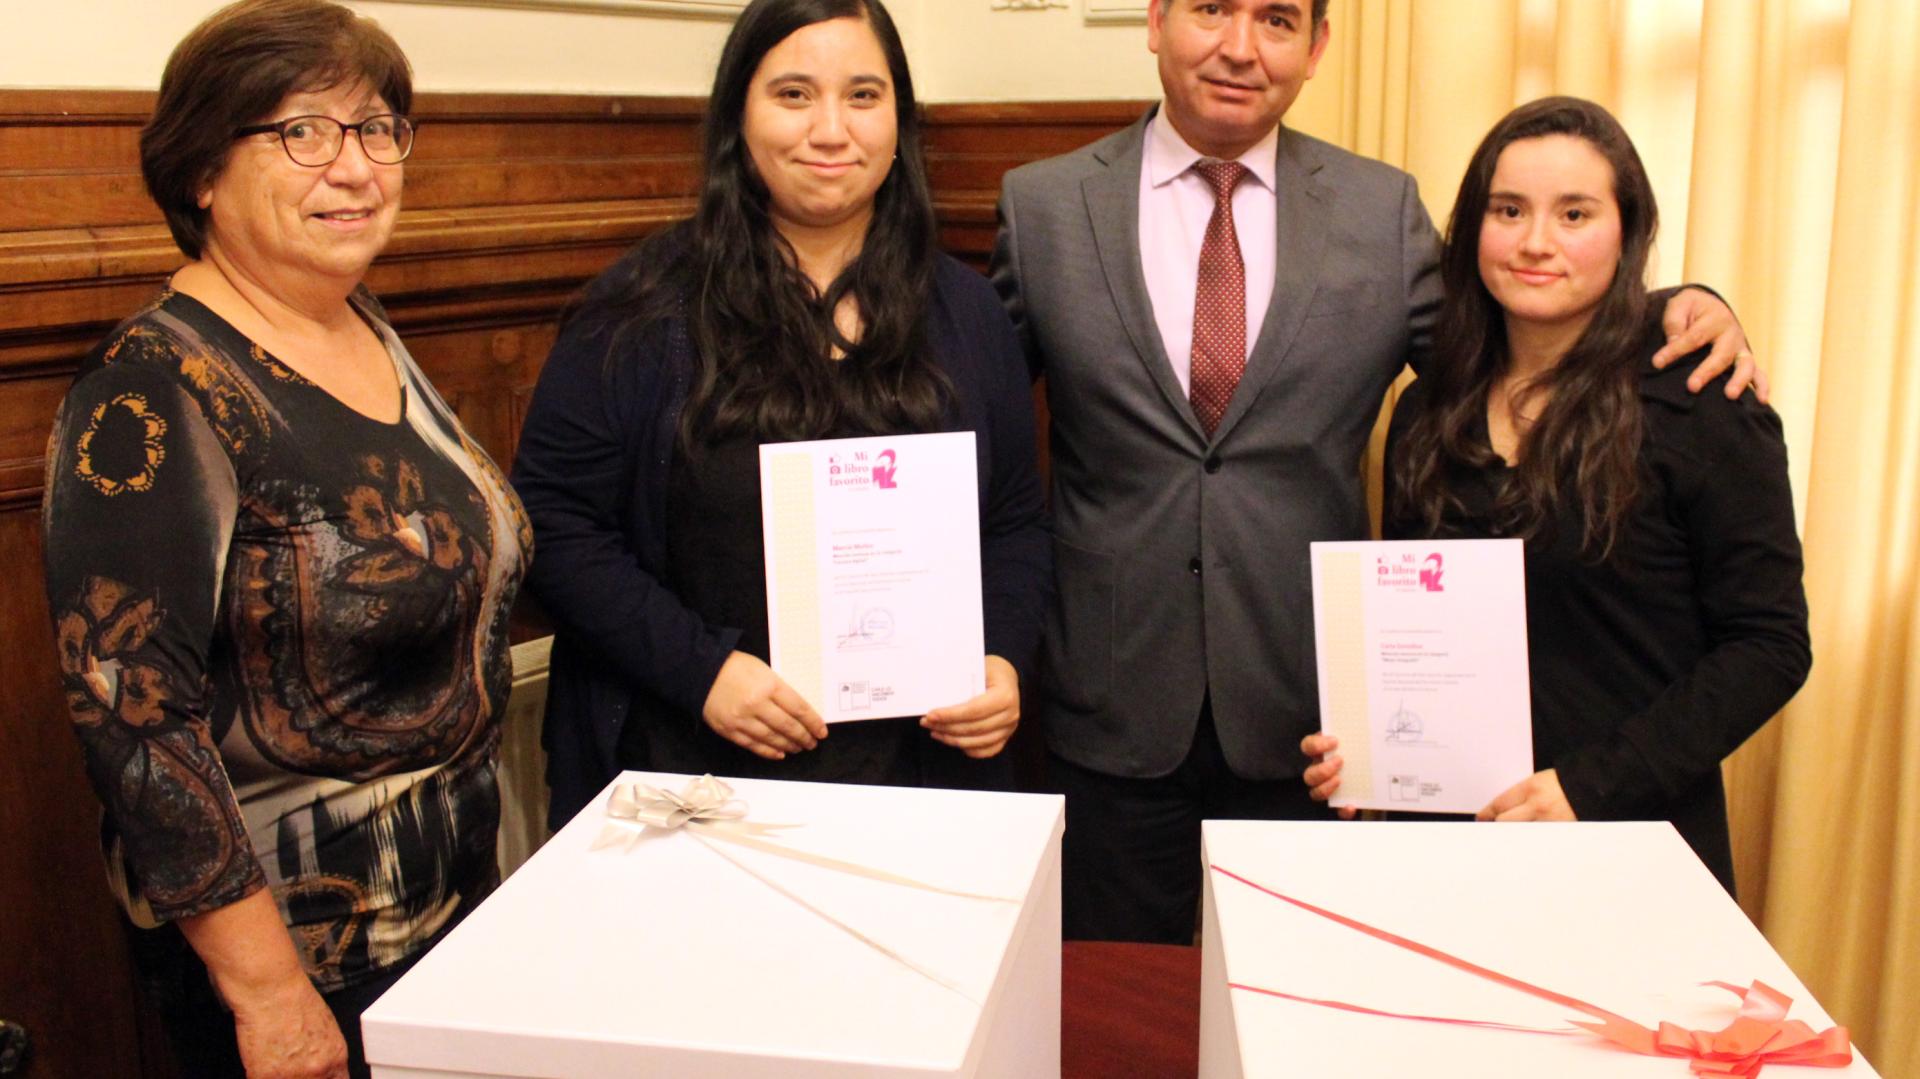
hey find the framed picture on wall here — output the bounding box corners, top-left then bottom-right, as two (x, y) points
(1084, 0), (1149, 23)
(380, 0), (746, 17)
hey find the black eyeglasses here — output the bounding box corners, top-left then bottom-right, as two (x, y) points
(232, 114), (416, 167)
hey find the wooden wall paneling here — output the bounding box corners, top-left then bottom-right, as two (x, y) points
(0, 89), (1138, 1078)
(403, 318), (561, 471)
(0, 378), (66, 506)
(923, 100), (1148, 269)
(0, 511), (155, 1078)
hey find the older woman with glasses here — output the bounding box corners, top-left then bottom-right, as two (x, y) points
(40, 2), (527, 1077)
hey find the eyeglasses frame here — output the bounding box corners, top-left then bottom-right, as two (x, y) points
(230, 113), (418, 167)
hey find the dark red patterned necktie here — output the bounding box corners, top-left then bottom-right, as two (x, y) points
(1189, 160), (1249, 437)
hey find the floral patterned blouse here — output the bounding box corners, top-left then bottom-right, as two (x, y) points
(42, 288), (530, 992)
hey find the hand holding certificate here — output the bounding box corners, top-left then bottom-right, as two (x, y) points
(1308, 539), (1534, 814)
(760, 432), (987, 726)
(920, 654), (1021, 759)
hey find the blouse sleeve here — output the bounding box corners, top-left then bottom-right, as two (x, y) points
(41, 355), (264, 922)
(1553, 392), (1812, 819)
(510, 315), (740, 718)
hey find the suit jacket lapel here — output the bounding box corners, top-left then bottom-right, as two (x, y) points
(1212, 128), (1332, 444)
(1084, 114), (1205, 438)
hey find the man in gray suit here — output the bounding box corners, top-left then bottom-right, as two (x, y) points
(990, 0), (1754, 942)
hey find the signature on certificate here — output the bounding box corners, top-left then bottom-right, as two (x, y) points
(836, 607), (897, 650)
(1384, 702), (1425, 743)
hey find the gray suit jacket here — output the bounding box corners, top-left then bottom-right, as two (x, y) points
(991, 111), (1442, 780)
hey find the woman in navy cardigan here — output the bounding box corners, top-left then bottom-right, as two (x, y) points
(511, 0), (1050, 828)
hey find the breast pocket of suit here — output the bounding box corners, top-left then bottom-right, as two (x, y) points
(1039, 536), (1114, 713)
(1303, 280), (1380, 321)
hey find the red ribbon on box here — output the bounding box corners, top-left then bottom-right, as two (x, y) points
(1210, 864), (1853, 1077)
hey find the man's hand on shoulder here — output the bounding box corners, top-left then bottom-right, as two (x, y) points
(1651, 287), (1769, 402)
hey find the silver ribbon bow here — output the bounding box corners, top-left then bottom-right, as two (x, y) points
(592, 774), (1017, 1004)
(593, 774), (784, 846)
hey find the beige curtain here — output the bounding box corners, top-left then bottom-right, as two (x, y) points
(1291, 2), (1920, 1074)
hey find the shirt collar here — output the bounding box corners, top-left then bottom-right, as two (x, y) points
(1144, 106), (1279, 194)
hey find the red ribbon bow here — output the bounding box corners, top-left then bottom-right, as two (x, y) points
(1577, 980), (1855, 1077)
(1210, 865), (1853, 1077)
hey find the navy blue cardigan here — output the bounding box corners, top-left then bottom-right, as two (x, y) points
(512, 250), (1053, 828)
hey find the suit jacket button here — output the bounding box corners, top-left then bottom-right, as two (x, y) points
(1189, 557), (1203, 576)
(1204, 455), (1222, 474)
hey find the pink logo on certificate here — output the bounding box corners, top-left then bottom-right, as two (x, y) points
(872, 449), (899, 489)
(1419, 553), (1445, 592)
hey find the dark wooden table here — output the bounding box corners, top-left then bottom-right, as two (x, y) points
(1062, 941), (1202, 1078)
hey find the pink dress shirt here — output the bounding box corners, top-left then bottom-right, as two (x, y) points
(1137, 110), (1279, 396)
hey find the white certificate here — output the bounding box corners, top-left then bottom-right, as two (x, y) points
(760, 432), (985, 724)
(1310, 539), (1534, 814)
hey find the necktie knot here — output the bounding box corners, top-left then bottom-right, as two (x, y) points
(1194, 159), (1249, 203)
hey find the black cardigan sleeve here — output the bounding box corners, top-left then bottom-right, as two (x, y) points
(957, 262), (1054, 686)
(511, 314), (740, 720)
(1554, 388), (1811, 818)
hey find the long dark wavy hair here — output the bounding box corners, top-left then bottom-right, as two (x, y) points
(575, 0), (948, 449)
(1391, 96), (1658, 559)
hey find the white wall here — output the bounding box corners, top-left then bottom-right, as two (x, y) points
(348, 1), (738, 95)
(0, 0), (1178, 102)
(0, 1), (1395, 150)
(908, 4), (1162, 102)
(2, 0), (736, 95)
(908, 4), (1349, 141)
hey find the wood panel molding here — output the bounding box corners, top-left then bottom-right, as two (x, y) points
(0, 88), (1142, 1079)
(0, 92), (1147, 506)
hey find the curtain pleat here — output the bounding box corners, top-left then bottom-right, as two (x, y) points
(1766, 0), (1920, 1070)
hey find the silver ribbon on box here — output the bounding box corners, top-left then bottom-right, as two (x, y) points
(595, 773), (762, 836)
(594, 775), (1017, 1003)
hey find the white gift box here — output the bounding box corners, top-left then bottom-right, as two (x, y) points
(365, 772), (1064, 1078)
(1198, 821), (1878, 1078)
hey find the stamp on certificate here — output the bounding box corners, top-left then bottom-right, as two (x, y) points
(839, 682), (870, 712)
(1389, 774), (1444, 802)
